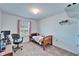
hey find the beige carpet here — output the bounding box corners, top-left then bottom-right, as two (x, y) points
(13, 42), (77, 56)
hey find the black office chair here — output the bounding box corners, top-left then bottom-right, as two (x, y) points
(11, 34), (23, 52)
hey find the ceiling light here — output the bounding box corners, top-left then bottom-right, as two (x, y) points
(32, 8), (40, 14)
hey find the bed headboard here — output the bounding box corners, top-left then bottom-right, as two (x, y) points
(29, 33), (40, 38)
(31, 33), (39, 36)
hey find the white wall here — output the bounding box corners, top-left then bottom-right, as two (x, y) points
(31, 20), (38, 33)
(77, 20), (79, 55)
(1, 12), (18, 34)
(0, 11), (38, 42)
(1, 12), (38, 33)
(39, 12), (78, 54)
(0, 11), (1, 30)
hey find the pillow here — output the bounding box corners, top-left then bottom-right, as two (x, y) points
(32, 36), (43, 41)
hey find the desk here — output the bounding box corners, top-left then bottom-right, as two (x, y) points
(0, 44), (13, 56)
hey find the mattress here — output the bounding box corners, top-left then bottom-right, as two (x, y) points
(32, 35), (43, 45)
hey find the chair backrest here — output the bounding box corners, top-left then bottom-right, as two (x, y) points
(11, 34), (23, 44)
(11, 34), (20, 41)
(1, 31), (10, 36)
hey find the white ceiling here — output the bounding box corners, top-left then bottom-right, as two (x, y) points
(0, 3), (67, 20)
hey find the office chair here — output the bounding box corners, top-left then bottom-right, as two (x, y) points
(11, 34), (23, 52)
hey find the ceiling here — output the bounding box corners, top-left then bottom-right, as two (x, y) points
(65, 3), (79, 19)
(0, 3), (68, 20)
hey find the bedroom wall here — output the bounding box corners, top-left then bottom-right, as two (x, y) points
(31, 20), (39, 33)
(0, 10), (38, 42)
(1, 12), (19, 34)
(77, 20), (79, 55)
(39, 12), (78, 54)
(0, 11), (2, 32)
(1, 11), (38, 33)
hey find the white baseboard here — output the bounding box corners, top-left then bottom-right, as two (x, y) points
(53, 44), (78, 55)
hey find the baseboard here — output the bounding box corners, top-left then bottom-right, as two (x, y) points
(53, 45), (78, 56)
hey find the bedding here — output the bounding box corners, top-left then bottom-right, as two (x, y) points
(32, 35), (43, 45)
(29, 33), (53, 50)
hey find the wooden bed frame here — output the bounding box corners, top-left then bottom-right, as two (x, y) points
(29, 33), (53, 50)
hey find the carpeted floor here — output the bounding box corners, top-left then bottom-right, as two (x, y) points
(13, 42), (77, 56)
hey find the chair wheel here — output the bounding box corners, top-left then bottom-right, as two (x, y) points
(21, 48), (22, 50)
(21, 46), (23, 47)
(14, 50), (16, 52)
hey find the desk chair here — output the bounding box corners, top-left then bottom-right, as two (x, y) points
(11, 34), (23, 52)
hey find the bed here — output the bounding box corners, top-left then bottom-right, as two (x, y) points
(29, 33), (53, 50)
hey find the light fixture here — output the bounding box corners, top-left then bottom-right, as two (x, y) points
(59, 20), (70, 25)
(32, 8), (40, 14)
(67, 3), (77, 7)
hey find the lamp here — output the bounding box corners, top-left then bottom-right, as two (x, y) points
(32, 8), (40, 14)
